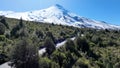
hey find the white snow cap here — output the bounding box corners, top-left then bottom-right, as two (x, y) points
(0, 4), (120, 30)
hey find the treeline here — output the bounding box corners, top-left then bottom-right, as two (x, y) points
(0, 16), (120, 68)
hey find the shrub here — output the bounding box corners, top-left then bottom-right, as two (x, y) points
(75, 37), (90, 52)
(39, 57), (60, 68)
(65, 39), (76, 52)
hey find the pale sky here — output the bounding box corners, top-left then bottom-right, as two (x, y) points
(0, 0), (120, 25)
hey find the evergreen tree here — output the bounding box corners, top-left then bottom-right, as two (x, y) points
(75, 37), (89, 52)
(35, 29), (44, 39)
(46, 31), (56, 43)
(9, 39), (39, 68)
(0, 17), (9, 29)
(19, 28), (28, 39)
(0, 23), (5, 35)
(10, 18), (24, 38)
(44, 37), (55, 55)
(65, 39), (76, 52)
(19, 18), (24, 28)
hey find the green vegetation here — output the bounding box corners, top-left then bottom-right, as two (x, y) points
(0, 16), (120, 68)
(9, 39), (39, 68)
(44, 37), (55, 55)
(0, 23), (5, 35)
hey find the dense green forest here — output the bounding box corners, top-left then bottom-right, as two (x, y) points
(0, 16), (120, 68)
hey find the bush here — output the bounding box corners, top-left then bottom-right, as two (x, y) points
(39, 57), (60, 68)
(72, 58), (89, 68)
(0, 35), (6, 41)
(65, 39), (76, 52)
(35, 29), (44, 39)
(114, 62), (120, 68)
(51, 50), (66, 67)
(75, 37), (90, 52)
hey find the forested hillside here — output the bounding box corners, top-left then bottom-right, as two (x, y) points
(0, 16), (120, 68)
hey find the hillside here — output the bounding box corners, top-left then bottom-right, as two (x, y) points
(0, 16), (120, 68)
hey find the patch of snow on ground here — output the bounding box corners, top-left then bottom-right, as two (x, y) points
(0, 62), (11, 68)
(39, 37), (76, 55)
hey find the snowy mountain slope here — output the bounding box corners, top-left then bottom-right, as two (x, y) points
(0, 4), (120, 29)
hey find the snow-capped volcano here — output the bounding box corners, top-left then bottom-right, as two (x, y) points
(0, 4), (120, 29)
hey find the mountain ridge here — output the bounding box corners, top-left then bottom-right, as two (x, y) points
(0, 4), (120, 30)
